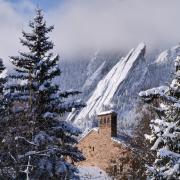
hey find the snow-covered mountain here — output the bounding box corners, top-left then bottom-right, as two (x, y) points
(71, 43), (147, 128)
(64, 43), (180, 133)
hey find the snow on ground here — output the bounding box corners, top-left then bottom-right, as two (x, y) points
(78, 166), (111, 180)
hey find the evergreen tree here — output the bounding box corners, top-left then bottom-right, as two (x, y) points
(139, 56), (180, 179)
(0, 58), (7, 117)
(0, 9), (85, 179)
(0, 58), (7, 138)
(0, 58), (9, 179)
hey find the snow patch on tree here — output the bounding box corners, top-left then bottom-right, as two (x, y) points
(140, 56), (180, 179)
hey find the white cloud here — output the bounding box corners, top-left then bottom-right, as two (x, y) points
(0, 0), (34, 66)
(49, 0), (180, 56)
(0, 0), (180, 64)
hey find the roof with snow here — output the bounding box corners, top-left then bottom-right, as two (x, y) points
(97, 110), (116, 116)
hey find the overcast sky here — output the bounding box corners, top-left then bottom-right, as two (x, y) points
(1, 0), (180, 65)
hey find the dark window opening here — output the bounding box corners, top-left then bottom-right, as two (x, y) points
(100, 119), (102, 125)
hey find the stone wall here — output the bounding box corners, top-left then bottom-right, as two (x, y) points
(77, 127), (129, 171)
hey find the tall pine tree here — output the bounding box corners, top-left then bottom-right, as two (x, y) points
(0, 9), (85, 179)
(0, 58), (9, 179)
(0, 58), (7, 137)
(139, 56), (180, 179)
(0, 58), (7, 117)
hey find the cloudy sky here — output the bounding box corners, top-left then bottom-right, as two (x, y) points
(1, 0), (180, 65)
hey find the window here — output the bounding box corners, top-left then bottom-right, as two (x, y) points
(100, 119), (102, 124)
(104, 117), (106, 124)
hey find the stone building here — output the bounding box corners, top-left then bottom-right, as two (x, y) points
(77, 110), (130, 171)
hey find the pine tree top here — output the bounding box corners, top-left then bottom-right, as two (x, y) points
(19, 8), (54, 59)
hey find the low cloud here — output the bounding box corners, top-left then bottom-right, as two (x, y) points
(0, 0), (34, 66)
(1, 0), (180, 64)
(49, 0), (180, 55)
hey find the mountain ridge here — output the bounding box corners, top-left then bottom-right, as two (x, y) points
(69, 43), (147, 130)
(65, 43), (180, 133)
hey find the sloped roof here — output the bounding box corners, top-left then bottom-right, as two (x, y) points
(78, 127), (130, 149)
(97, 110), (116, 116)
(78, 127), (99, 143)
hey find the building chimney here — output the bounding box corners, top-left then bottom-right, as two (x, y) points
(97, 110), (117, 137)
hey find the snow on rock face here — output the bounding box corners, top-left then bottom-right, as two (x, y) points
(155, 46), (180, 64)
(86, 51), (100, 77)
(148, 45), (180, 88)
(66, 53), (119, 123)
(81, 61), (106, 98)
(73, 43), (146, 129)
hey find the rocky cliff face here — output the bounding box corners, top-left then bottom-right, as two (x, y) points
(64, 43), (180, 133)
(72, 43), (147, 129)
